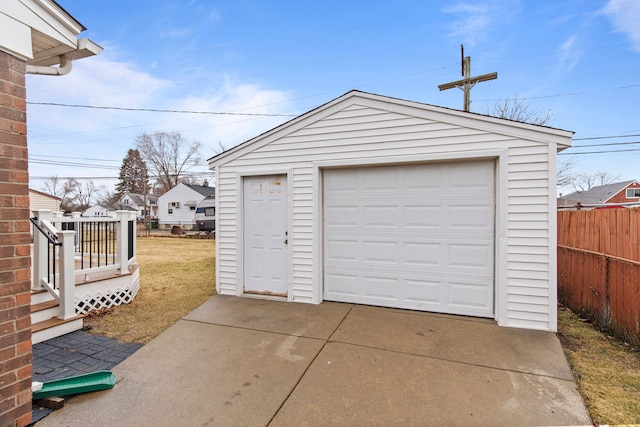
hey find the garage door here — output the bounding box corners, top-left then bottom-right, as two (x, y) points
(323, 161), (495, 317)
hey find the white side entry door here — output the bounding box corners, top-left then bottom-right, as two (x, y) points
(243, 175), (288, 296)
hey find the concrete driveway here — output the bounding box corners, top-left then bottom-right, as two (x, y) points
(38, 295), (591, 426)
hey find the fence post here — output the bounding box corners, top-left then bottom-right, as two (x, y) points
(115, 211), (134, 274)
(58, 230), (76, 320)
(32, 209), (51, 291)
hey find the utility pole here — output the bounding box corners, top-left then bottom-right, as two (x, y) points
(438, 45), (497, 112)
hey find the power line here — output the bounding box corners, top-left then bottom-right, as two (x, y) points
(573, 133), (640, 141)
(559, 147), (640, 155)
(26, 101), (298, 117)
(30, 154), (121, 162)
(570, 140), (640, 148)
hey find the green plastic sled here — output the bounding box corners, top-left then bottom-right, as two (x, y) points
(33, 370), (117, 400)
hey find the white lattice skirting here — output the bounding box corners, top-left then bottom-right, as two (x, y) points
(75, 277), (141, 314)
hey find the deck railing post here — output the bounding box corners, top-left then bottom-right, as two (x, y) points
(32, 209), (51, 291)
(115, 211), (134, 274)
(58, 230), (77, 320)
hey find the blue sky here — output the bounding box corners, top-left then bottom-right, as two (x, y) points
(27, 0), (640, 196)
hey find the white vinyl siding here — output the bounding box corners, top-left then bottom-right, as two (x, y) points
(211, 93), (571, 331)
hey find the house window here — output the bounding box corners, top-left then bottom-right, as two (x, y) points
(168, 203), (173, 215)
(190, 206), (196, 211)
(626, 188), (640, 198)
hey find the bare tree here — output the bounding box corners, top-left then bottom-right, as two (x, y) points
(486, 95), (575, 187)
(557, 157), (576, 188)
(486, 94), (553, 126)
(73, 180), (98, 212)
(42, 176), (76, 212)
(41, 177), (98, 212)
(572, 171), (620, 191)
(135, 131), (202, 194)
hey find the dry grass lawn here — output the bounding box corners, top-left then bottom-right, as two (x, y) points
(557, 305), (640, 425)
(84, 237), (216, 344)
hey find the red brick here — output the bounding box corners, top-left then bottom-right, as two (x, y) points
(14, 293), (29, 307)
(0, 129), (26, 145)
(0, 296), (14, 309)
(13, 246), (28, 257)
(0, 106), (25, 123)
(14, 171), (29, 184)
(0, 396), (17, 417)
(10, 82), (26, 99)
(0, 245), (15, 257)
(14, 221), (30, 233)
(0, 258), (29, 271)
(0, 222), (13, 234)
(11, 121), (26, 135)
(0, 271), (15, 283)
(0, 320), (14, 336)
(0, 351), (30, 373)
(0, 305), (29, 323)
(11, 96), (26, 111)
(2, 402), (32, 427)
(17, 365), (31, 381)
(17, 388), (31, 406)
(16, 411), (33, 427)
(14, 317), (29, 331)
(0, 370), (18, 387)
(0, 233), (28, 246)
(0, 282), (28, 297)
(0, 346), (15, 361)
(15, 270), (29, 281)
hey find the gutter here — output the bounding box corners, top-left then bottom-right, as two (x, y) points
(26, 54), (72, 76)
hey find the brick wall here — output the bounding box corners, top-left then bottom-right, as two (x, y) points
(0, 49), (32, 427)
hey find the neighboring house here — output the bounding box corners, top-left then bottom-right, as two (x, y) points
(82, 205), (140, 217)
(116, 192), (158, 218)
(83, 193), (158, 218)
(0, 1), (101, 425)
(29, 188), (61, 216)
(560, 180), (640, 207)
(208, 90), (573, 333)
(157, 183), (216, 230)
(83, 204), (117, 217)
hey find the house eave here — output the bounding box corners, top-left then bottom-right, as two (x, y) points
(0, 0), (101, 65)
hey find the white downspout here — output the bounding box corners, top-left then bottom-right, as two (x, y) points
(26, 55), (72, 76)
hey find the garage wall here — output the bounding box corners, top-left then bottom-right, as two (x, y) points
(214, 95), (568, 331)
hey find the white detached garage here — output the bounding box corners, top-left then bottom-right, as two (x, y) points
(208, 90), (572, 332)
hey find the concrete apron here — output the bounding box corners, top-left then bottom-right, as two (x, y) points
(37, 295), (591, 426)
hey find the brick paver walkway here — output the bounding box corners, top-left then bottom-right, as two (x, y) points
(31, 330), (142, 424)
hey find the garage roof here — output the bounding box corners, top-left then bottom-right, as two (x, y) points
(208, 90), (574, 168)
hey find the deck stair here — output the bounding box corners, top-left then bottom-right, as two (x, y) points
(30, 210), (140, 344)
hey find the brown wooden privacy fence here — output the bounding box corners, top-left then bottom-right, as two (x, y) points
(557, 209), (640, 344)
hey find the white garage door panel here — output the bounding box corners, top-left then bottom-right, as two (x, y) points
(323, 161), (495, 318)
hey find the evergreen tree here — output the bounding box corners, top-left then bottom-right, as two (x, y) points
(115, 149), (149, 197)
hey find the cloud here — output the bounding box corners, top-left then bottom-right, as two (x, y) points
(25, 50), (293, 185)
(557, 35), (580, 71)
(602, 0), (640, 51)
(443, 1), (520, 46)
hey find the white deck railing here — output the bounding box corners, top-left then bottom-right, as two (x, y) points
(31, 209), (137, 320)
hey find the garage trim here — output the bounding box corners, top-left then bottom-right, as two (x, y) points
(313, 149), (508, 323)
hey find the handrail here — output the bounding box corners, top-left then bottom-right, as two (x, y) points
(30, 217), (61, 246)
